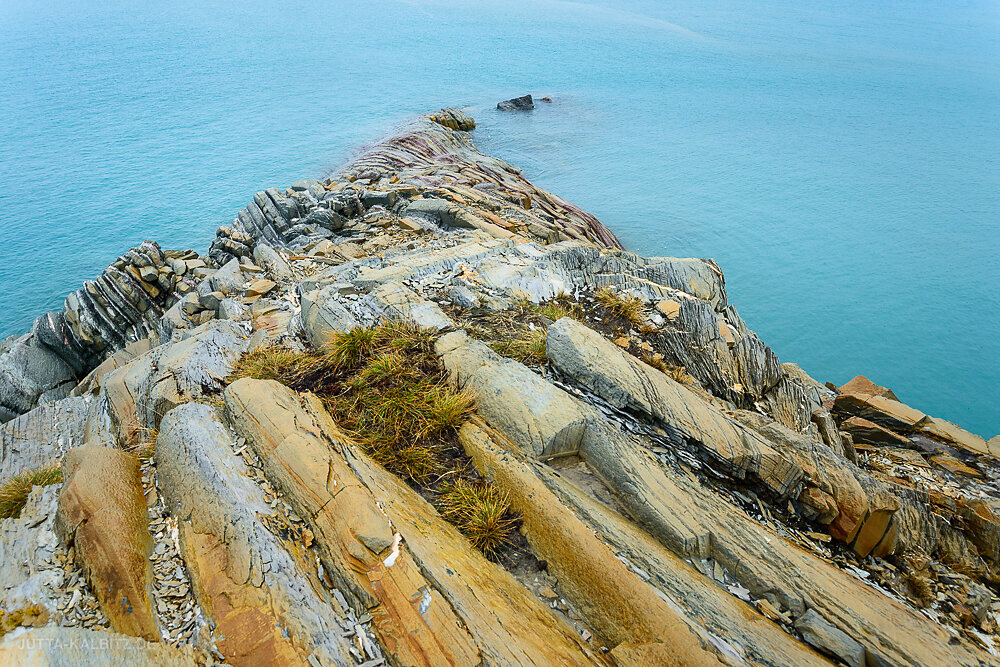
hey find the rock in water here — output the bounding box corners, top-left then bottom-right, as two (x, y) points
(497, 94), (534, 111)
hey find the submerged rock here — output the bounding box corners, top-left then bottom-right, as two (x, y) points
(498, 94), (535, 111)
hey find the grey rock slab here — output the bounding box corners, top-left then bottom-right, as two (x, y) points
(436, 330), (593, 458)
(103, 319), (252, 446)
(579, 420), (712, 558)
(0, 396), (90, 484)
(252, 244), (293, 282)
(156, 403), (356, 666)
(369, 282), (453, 331)
(0, 485), (62, 613)
(794, 609), (865, 667)
(545, 317), (803, 497)
(209, 257), (245, 296)
(300, 288), (360, 348)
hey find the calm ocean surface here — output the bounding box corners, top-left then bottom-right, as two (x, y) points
(1, 0), (998, 436)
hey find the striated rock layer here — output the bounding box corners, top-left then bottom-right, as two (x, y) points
(2, 108), (999, 666)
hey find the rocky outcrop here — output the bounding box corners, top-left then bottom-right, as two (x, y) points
(0, 243), (208, 423)
(156, 403), (357, 666)
(0, 486), (62, 614)
(546, 317), (803, 497)
(223, 378), (604, 665)
(497, 94), (535, 111)
(54, 446), (158, 641)
(2, 108), (998, 665)
(0, 397), (90, 485)
(437, 330), (594, 458)
(102, 319), (256, 447)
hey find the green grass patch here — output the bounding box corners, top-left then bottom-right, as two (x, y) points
(228, 322), (475, 484)
(438, 478), (518, 559)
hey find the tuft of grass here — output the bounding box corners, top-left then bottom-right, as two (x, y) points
(667, 365), (694, 385)
(130, 426), (158, 460)
(229, 321), (475, 484)
(594, 287), (645, 326)
(905, 571), (936, 608)
(438, 479), (518, 559)
(324, 327), (378, 370)
(0, 464), (62, 519)
(489, 328), (547, 365)
(228, 345), (328, 386)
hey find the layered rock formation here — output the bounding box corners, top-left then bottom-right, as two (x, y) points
(2, 108), (999, 666)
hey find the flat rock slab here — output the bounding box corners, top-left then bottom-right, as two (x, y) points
(0, 396), (89, 485)
(54, 445), (158, 641)
(156, 402), (356, 666)
(437, 330), (593, 458)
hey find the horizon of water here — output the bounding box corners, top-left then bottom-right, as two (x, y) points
(1, 0), (998, 437)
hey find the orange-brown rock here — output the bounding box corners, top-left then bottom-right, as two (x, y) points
(155, 402), (358, 665)
(182, 531), (307, 665)
(838, 375), (899, 401)
(224, 379), (604, 665)
(834, 393), (925, 434)
(459, 420), (720, 666)
(840, 416), (911, 447)
(54, 446), (158, 641)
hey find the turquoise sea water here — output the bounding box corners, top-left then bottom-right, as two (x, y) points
(1, 0), (998, 436)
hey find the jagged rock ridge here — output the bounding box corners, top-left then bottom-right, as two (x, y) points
(1, 108), (998, 666)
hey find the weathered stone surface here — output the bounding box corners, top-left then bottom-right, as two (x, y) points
(156, 403), (356, 666)
(70, 339), (151, 398)
(0, 627), (198, 665)
(460, 420), (720, 665)
(208, 257), (244, 295)
(579, 420), (711, 558)
(252, 244), (293, 282)
(0, 486), (62, 613)
(794, 609), (865, 667)
(546, 318), (802, 497)
(838, 375), (899, 401)
(351, 424), (609, 666)
(369, 281), (453, 331)
(834, 392), (925, 433)
(0, 334), (77, 424)
(782, 362), (834, 398)
(54, 446), (158, 641)
(437, 330), (594, 458)
(0, 396), (90, 485)
(840, 416), (910, 447)
(427, 106), (476, 131)
(103, 320), (252, 448)
(299, 289), (361, 349)
(224, 378), (605, 665)
(918, 416), (992, 455)
(222, 379), (480, 666)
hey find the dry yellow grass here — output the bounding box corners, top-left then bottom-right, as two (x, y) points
(438, 478), (518, 559)
(0, 464), (62, 519)
(227, 322), (476, 483)
(594, 287), (645, 326)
